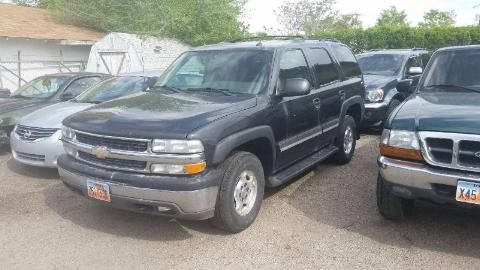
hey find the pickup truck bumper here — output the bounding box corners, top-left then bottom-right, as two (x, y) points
(58, 155), (221, 220)
(378, 155), (480, 205)
(363, 102), (389, 127)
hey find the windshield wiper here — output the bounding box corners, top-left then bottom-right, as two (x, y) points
(424, 84), (480, 93)
(186, 87), (233, 96)
(148, 85), (182, 93)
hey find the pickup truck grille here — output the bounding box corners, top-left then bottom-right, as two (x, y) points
(76, 132), (149, 152)
(78, 152), (147, 171)
(16, 125), (58, 141)
(419, 131), (480, 173)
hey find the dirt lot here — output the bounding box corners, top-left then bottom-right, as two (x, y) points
(1, 135), (480, 269)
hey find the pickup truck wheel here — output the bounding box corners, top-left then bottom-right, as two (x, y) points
(333, 115), (356, 165)
(376, 173), (414, 220)
(212, 151), (265, 233)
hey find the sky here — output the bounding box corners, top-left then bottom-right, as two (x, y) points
(243, 0), (480, 33)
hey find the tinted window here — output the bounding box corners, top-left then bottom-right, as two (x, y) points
(332, 45), (361, 78)
(65, 77), (103, 96)
(76, 76), (154, 103)
(422, 50), (480, 91)
(279, 49), (311, 83)
(357, 54), (405, 76)
(309, 48), (339, 86)
(405, 56), (423, 70)
(12, 76), (70, 99)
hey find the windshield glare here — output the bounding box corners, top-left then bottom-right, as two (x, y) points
(76, 76), (152, 103)
(155, 50), (273, 95)
(13, 76), (69, 99)
(357, 54), (405, 76)
(422, 50), (480, 91)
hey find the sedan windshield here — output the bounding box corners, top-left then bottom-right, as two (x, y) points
(76, 76), (154, 103)
(12, 76), (70, 99)
(357, 54), (405, 76)
(422, 50), (480, 92)
(154, 50), (273, 95)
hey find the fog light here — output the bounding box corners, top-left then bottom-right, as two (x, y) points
(150, 162), (206, 175)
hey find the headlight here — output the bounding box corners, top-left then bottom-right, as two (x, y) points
(151, 139), (204, 154)
(61, 126), (75, 141)
(380, 129), (423, 161)
(366, 89), (384, 103)
(150, 162), (206, 175)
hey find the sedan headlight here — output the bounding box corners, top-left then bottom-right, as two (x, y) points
(151, 139), (204, 154)
(366, 89), (384, 103)
(380, 129), (423, 161)
(61, 126), (75, 141)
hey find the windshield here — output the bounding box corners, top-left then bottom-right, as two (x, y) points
(422, 50), (480, 92)
(12, 76), (70, 99)
(154, 50), (273, 95)
(76, 76), (154, 103)
(357, 54), (406, 76)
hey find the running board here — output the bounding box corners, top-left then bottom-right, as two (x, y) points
(268, 146), (338, 187)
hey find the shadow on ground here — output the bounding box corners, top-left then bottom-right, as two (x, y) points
(285, 135), (480, 259)
(6, 159), (59, 180)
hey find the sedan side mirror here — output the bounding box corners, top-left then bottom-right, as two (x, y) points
(407, 67), (423, 76)
(277, 78), (311, 98)
(0, 89), (10, 98)
(60, 92), (75, 101)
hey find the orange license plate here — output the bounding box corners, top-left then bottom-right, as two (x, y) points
(87, 180), (111, 202)
(456, 180), (480, 205)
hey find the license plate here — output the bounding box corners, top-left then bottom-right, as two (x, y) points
(456, 180), (480, 205)
(86, 180), (111, 202)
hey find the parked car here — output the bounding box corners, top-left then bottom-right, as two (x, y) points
(58, 38), (365, 232)
(10, 72), (160, 168)
(0, 73), (109, 145)
(377, 45), (480, 220)
(357, 49), (430, 128)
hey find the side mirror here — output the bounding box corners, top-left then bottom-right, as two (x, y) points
(0, 89), (10, 98)
(407, 67), (423, 76)
(397, 79), (414, 94)
(277, 78), (311, 98)
(60, 92), (75, 101)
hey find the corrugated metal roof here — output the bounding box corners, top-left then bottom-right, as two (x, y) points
(0, 4), (104, 43)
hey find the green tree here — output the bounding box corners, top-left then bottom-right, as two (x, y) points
(419, 9), (456, 27)
(376, 6), (409, 27)
(42, 0), (247, 46)
(332, 14), (363, 30)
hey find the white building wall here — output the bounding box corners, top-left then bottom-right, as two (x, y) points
(0, 37), (92, 92)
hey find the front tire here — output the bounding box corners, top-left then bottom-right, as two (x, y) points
(333, 115), (357, 165)
(376, 173), (414, 220)
(212, 151), (265, 233)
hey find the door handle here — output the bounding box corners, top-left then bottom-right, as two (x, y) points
(312, 98), (321, 109)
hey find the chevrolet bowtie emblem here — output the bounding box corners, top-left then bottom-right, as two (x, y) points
(475, 151), (480, 159)
(92, 146), (109, 159)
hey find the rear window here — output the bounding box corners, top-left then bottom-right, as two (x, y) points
(331, 45), (362, 78)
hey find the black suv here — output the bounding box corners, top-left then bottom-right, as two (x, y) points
(58, 38), (365, 232)
(357, 49), (430, 128)
(377, 45), (480, 219)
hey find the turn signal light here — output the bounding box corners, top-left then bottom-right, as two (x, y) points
(380, 144), (423, 162)
(184, 162), (207, 174)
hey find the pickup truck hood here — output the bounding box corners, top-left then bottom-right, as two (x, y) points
(390, 91), (480, 134)
(20, 101), (94, 129)
(363, 74), (397, 90)
(64, 92), (258, 139)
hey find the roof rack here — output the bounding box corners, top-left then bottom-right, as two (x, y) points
(229, 35), (305, 43)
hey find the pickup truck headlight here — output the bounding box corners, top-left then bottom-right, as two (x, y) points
(151, 139), (204, 154)
(366, 89), (384, 103)
(380, 129), (423, 161)
(61, 126), (75, 141)
(150, 162), (206, 175)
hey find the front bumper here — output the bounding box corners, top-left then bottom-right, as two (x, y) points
(58, 155), (221, 220)
(363, 102), (389, 127)
(378, 155), (480, 205)
(10, 130), (63, 168)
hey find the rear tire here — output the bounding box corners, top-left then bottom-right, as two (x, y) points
(212, 151), (265, 233)
(333, 115), (357, 165)
(376, 173), (414, 220)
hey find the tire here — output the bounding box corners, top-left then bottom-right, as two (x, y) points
(212, 151), (265, 233)
(383, 99), (402, 127)
(333, 115), (357, 165)
(376, 173), (414, 220)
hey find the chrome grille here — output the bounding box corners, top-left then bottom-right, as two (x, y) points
(15, 125), (58, 141)
(419, 131), (480, 173)
(15, 151), (46, 162)
(78, 152), (147, 171)
(76, 132), (148, 152)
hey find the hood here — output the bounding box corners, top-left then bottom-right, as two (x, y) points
(363, 74), (397, 91)
(64, 92), (257, 139)
(0, 97), (53, 127)
(389, 91), (480, 134)
(0, 97), (44, 114)
(19, 101), (95, 129)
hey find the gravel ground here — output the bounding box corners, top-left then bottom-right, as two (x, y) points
(1, 134), (480, 270)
